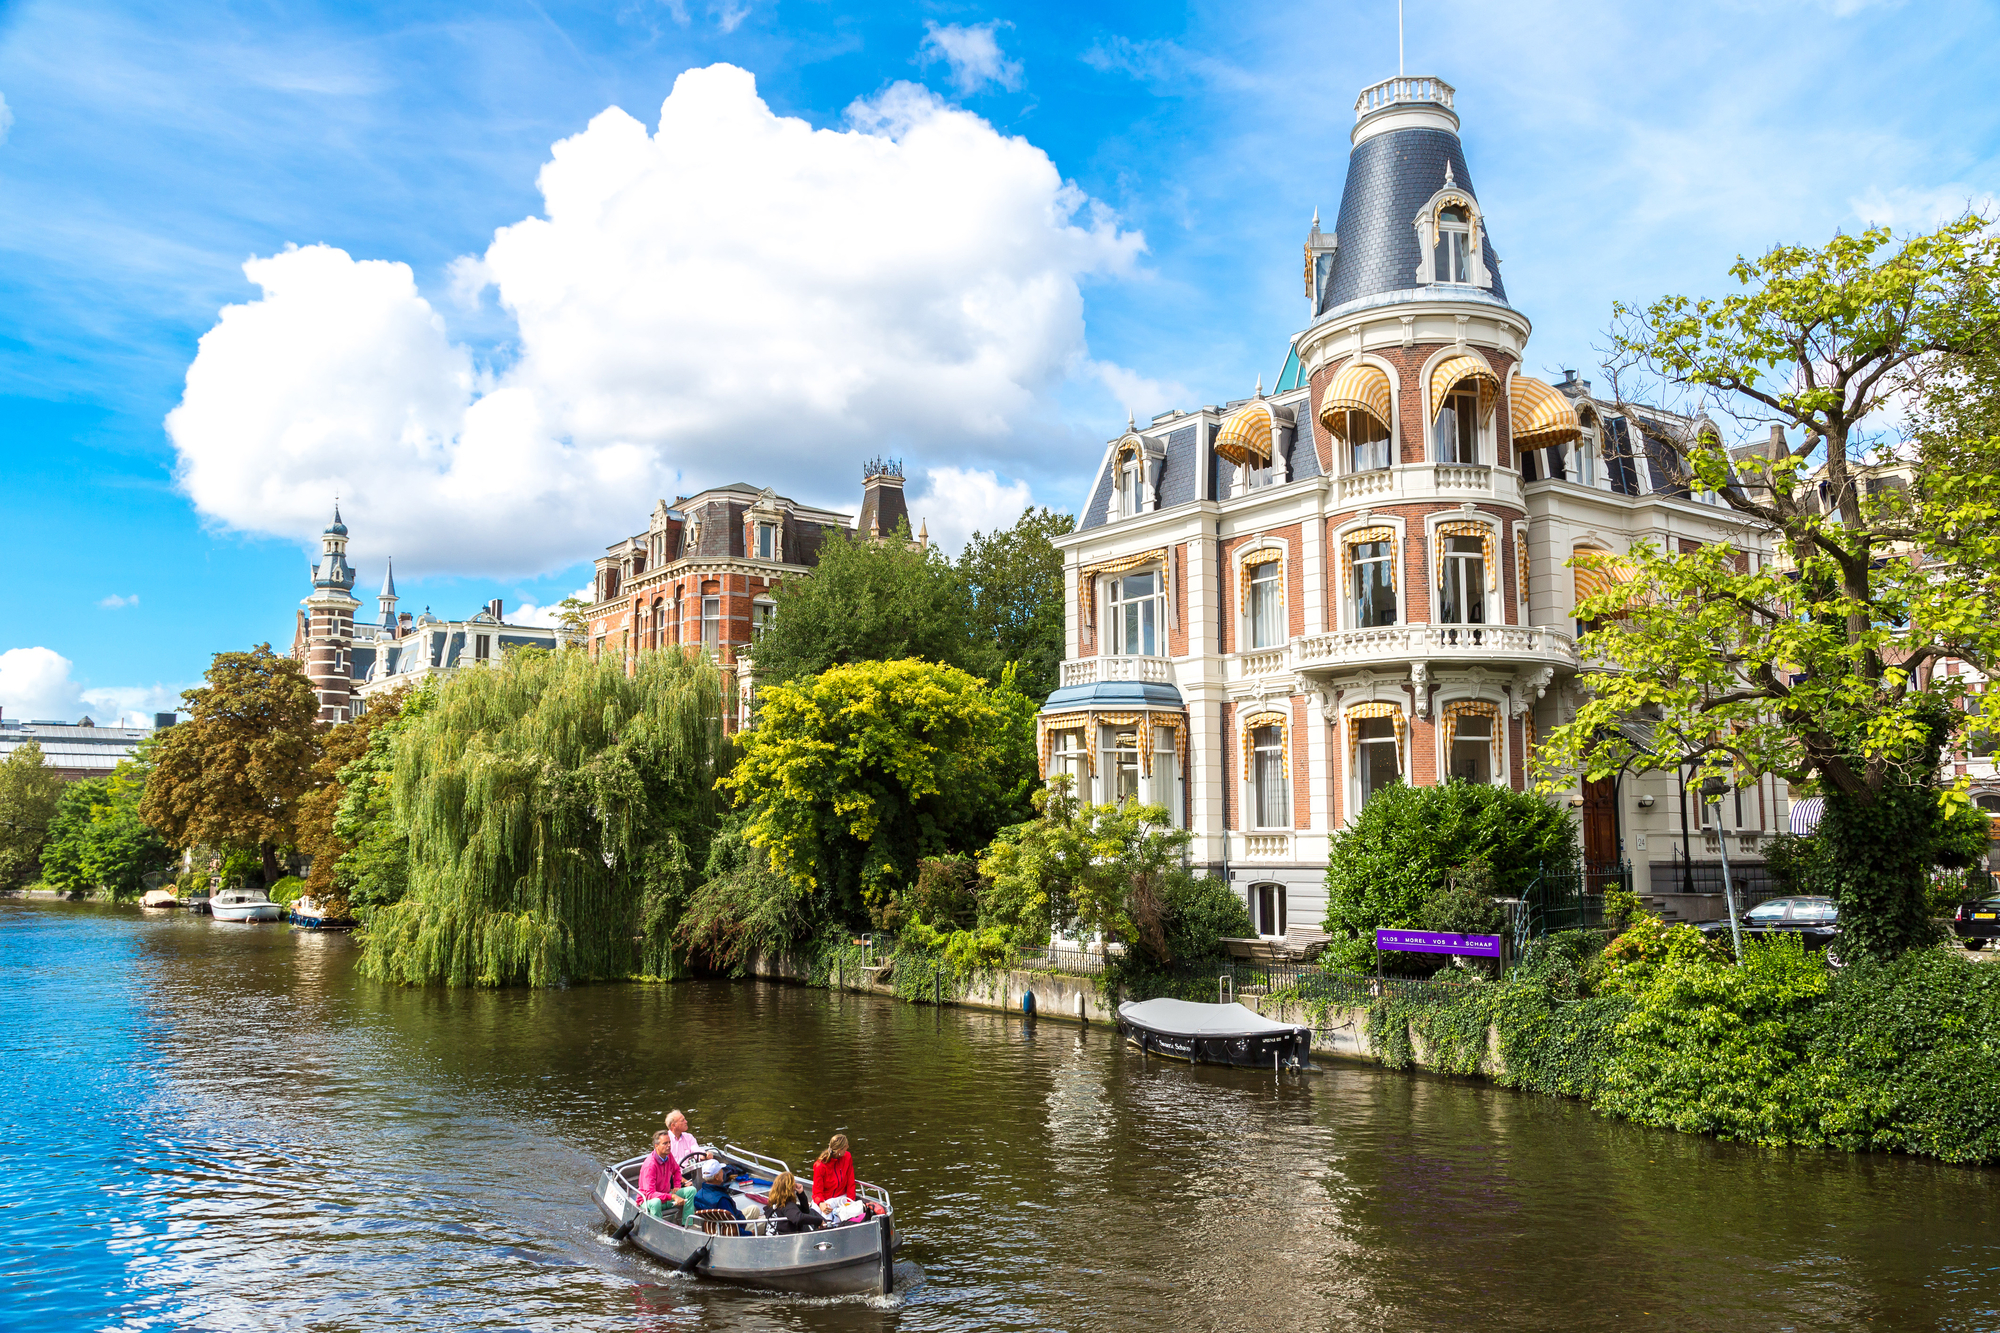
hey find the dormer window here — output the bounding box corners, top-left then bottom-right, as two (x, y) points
(757, 522), (775, 560)
(1438, 205), (1472, 283)
(1119, 457), (1143, 517)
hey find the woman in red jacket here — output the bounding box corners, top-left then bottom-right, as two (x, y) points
(811, 1133), (856, 1206)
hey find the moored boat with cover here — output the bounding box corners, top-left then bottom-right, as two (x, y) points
(1117, 998), (1312, 1070)
(593, 1144), (899, 1296)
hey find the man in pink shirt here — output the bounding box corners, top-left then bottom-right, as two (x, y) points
(636, 1130), (683, 1217)
(664, 1109), (708, 1169)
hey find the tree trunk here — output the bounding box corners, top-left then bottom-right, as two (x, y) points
(260, 840), (284, 888)
(1816, 703), (1953, 960)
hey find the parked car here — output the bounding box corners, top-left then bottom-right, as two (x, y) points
(1951, 897), (2000, 950)
(1698, 896), (1841, 951)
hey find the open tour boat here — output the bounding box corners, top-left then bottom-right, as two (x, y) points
(594, 1144), (899, 1296)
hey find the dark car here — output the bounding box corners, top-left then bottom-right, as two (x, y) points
(1952, 897), (2000, 949)
(1698, 896), (1841, 950)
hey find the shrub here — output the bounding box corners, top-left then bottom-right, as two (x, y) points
(267, 875), (305, 905)
(1324, 782), (1576, 968)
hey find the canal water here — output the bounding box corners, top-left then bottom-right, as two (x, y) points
(5, 900), (1999, 1332)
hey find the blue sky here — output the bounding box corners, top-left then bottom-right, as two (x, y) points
(1, 0), (1996, 722)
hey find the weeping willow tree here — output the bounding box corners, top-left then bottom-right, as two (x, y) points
(358, 648), (729, 987)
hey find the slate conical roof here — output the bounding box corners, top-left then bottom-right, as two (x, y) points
(1317, 77), (1510, 321)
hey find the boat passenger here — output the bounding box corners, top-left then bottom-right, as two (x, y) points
(636, 1130), (684, 1218)
(690, 1160), (744, 1221)
(810, 1134), (856, 1206)
(765, 1173), (825, 1235)
(664, 1109), (709, 1169)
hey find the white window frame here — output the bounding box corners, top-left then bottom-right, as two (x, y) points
(1438, 205), (1473, 283)
(1102, 724), (1143, 805)
(1345, 409), (1393, 474)
(1118, 458), (1144, 518)
(1434, 386), (1486, 465)
(751, 599), (776, 639)
(1108, 570), (1165, 657)
(1247, 560), (1284, 649)
(1349, 538), (1398, 630)
(1437, 534), (1491, 627)
(756, 522), (775, 560)
(1250, 883), (1287, 938)
(1051, 730), (1089, 800)
(474, 633), (492, 662)
(1249, 724), (1290, 829)
(701, 596), (721, 651)
(1445, 712), (1495, 784)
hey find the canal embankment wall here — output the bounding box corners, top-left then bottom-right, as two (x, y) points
(743, 953), (1502, 1078)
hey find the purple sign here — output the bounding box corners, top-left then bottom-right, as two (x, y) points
(1375, 928), (1503, 958)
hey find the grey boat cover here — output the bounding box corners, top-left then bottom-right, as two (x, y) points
(1119, 998), (1301, 1037)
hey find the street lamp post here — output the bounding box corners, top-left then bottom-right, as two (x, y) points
(1702, 776), (1744, 962)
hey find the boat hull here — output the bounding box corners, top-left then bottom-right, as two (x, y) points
(1118, 1002), (1312, 1070)
(212, 902), (286, 922)
(593, 1163), (897, 1296)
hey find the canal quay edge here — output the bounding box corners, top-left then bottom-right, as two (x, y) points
(742, 953), (1481, 1078)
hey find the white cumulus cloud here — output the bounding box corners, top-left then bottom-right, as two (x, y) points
(97, 593), (140, 609)
(0, 647), (181, 727)
(509, 584), (595, 629)
(920, 21), (1023, 95)
(909, 465), (1033, 557)
(167, 64), (1140, 580)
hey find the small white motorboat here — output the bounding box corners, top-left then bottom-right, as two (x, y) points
(210, 887), (285, 923)
(288, 896), (354, 931)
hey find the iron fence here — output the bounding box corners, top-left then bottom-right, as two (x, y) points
(1520, 861), (1632, 940)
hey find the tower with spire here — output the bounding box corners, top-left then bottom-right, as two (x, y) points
(377, 558), (399, 627)
(299, 504), (362, 724)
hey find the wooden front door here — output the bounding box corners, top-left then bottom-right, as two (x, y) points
(1582, 777), (1618, 870)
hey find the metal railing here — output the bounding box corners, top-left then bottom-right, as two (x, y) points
(1520, 861), (1633, 942)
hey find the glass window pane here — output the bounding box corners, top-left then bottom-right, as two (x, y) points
(1457, 395), (1479, 463)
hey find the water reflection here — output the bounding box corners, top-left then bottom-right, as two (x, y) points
(5, 901), (2000, 1331)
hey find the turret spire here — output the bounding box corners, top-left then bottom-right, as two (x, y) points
(378, 558), (399, 627)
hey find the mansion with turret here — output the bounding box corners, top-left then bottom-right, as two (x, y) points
(1041, 76), (1791, 933)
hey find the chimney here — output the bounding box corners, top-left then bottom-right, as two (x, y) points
(488, 597), (504, 621)
(154, 712), (177, 730)
(1769, 423), (1786, 456)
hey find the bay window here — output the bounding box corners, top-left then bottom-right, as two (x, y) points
(1346, 410), (1392, 473)
(1435, 386), (1482, 464)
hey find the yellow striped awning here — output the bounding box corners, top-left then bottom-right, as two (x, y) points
(1215, 401), (1279, 466)
(1571, 549), (1640, 605)
(1509, 375), (1581, 447)
(1429, 353), (1500, 422)
(1318, 361), (1394, 438)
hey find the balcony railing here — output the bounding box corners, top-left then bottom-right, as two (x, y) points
(1239, 831), (1294, 862)
(1227, 624), (1576, 679)
(1355, 76), (1455, 121)
(1059, 655), (1175, 689)
(1333, 463), (1520, 508)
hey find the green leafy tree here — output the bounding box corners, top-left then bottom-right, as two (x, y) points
(40, 756), (170, 899)
(141, 644), (322, 886)
(294, 686), (412, 917)
(1322, 781), (1578, 968)
(978, 775), (1193, 960)
(1540, 218), (2000, 961)
(329, 685), (434, 913)
(723, 658), (1029, 930)
(749, 523), (993, 686)
(0, 741), (65, 887)
(958, 506), (1075, 703)
(359, 647), (728, 986)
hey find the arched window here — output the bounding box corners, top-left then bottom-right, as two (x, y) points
(1250, 883), (1287, 938)
(1346, 410), (1392, 473)
(1436, 381), (1483, 464)
(1439, 536), (1488, 626)
(1437, 205), (1473, 283)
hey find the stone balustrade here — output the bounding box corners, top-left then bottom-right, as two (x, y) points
(1059, 655), (1175, 689)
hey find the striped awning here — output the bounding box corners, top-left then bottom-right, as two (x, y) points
(1788, 797), (1824, 836)
(1509, 374), (1581, 447)
(1429, 354), (1500, 422)
(1216, 401), (1279, 465)
(1571, 549), (1640, 604)
(1318, 361), (1394, 438)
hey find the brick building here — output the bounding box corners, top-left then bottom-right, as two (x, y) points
(1041, 75), (1788, 934)
(584, 462), (921, 726)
